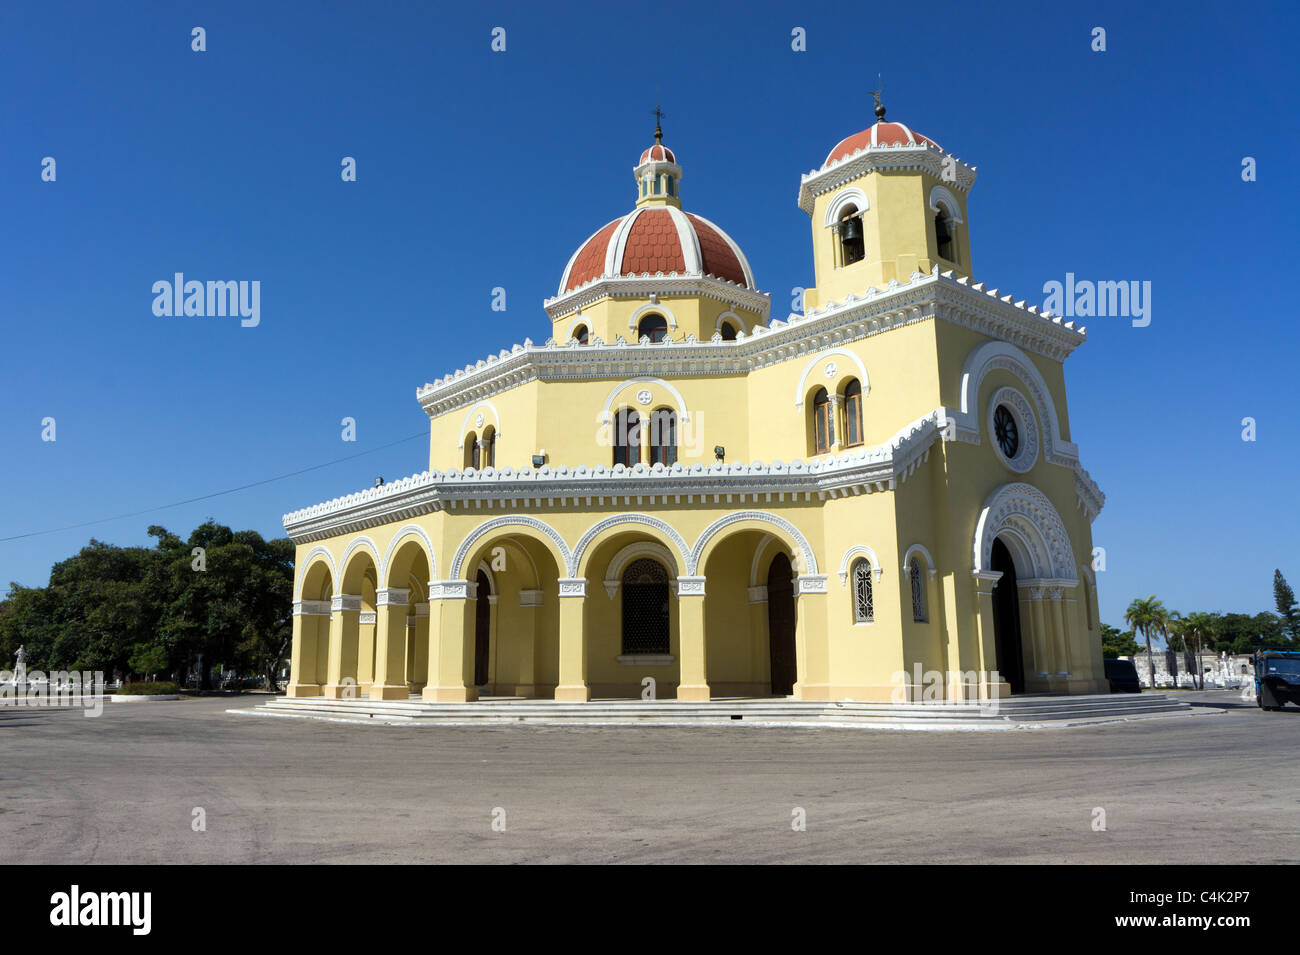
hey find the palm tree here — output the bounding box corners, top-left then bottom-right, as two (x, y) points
(1179, 611), (1217, 689)
(1125, 595), (1168, 690)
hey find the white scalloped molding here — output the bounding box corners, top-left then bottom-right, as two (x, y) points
(427, 273), (1085, 425)
(380, 524), (437, 584)
(282, 410), (959, 544)
(602, 540), (680, 598)
(799, 141), (977, 215)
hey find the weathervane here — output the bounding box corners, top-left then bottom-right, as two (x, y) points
(871, 75), (886, 122)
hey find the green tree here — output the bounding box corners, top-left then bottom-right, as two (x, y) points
(1100, 623), (1139, 659)
(1273, 570), (1300, 644)
(1125, 595), (1169, 688)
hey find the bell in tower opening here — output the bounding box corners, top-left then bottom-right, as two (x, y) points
(839, 208), (865, 265)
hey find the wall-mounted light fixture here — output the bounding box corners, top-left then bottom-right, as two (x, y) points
(714, 445), (725, 461)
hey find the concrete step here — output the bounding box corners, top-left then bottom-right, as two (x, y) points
(228, 692), (1209, 730)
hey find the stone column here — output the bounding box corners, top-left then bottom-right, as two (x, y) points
(1026, 587), (1050, 678)
(323, 594), (361, 699)
(792, 575), (828, 700)
(747, 585), (769, 691)
(676, 576), (709, 701)
(1048, 587), (1071, 677)
(555, 578), (589, 701)
(486, 594), (500, 693)
(357, 608), (377, 694)
(971, 572), (1007, 701)
(370, 588), (411, 700)
(287, 600), (330, 697)
(829, 394), (844, 451)
(421, 581), (478, 703)
(516, 589), (542, 698)
(410, 603), (429, 693)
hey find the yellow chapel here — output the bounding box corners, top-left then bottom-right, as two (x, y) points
(282, 104), (1107, 705)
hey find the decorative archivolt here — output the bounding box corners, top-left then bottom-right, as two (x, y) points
(690, 511), (818, 577)
(457, 401), (501, 449)
(599, 375), (690, 423)
(838, 545), (884, 583)
(602, 540), (679, 598)
(449, 515), (572, 580)
(628, 301), (679, 333)
(572, 513), (690, 578)
(823, 187), (870, 227)
(972, 482), (1077, 582)
(793, 349), (870, 408)
(955, 340), (1076, 465)
(928, 184), (964, 223)
(901, 543), (937, 578)
(294, 546), (338, 600)
(382, 524), (437, 584)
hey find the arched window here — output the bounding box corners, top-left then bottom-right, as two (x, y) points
(613, 409), (640, 467)
(573, 324), (589, 345)
(648, 408), (677, 466)
(838, 205), (865, 266)
(812, 387), (832, 454)
(842, 378), (863, 447)
(909, 557), (926, 622)
(719, 321), (737, 341)
(481, 426), (496, 468)
(621, 558), (670, 655)
(637, 313), (668, 343)
(463, 431), (478, 470)
(851, 558), (874, 623)
(934, 205), (956, 263)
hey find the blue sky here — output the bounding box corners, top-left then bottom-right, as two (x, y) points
(2, 0), (1296, 629)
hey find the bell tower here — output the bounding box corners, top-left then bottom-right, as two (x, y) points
(797, 93), (977, 312)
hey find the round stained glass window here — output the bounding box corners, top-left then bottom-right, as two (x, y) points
(993, 404), (1019, 459)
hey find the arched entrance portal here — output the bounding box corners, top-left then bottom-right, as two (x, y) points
(767, 553), (797, 695)
(474, 569), (491, 686)
(990, 537), (1025, 694)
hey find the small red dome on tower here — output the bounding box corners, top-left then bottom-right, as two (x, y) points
(824, 120), (940, 167)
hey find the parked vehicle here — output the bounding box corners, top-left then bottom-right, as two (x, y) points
(1254, 649), (1300, 710)
(1104, 658), (1141, 694)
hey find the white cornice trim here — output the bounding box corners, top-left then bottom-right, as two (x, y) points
(798, 142), (978, 216)
(423, 270), (1084, 423)
(544, 273), (770, 321)
(283, 410), (957, 544)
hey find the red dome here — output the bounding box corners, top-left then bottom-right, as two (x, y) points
(639, 143), (676, 164)
(824, 120), (939, 166)
(559, 207), (754, 295)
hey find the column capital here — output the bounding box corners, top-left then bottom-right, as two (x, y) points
(429, 580), (478, 600)
(293, 599), (331, 616)
(675, 576), (707, 596)
(795, 574), (828, 595)
(747, 585), (769, 604)
(376, 587), (410, 607)
(331, 593), (362, 613)
(557, 577), (587, 597)
(519, 589), (543, 607)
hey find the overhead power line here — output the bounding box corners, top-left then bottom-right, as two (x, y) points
(0, 431), (427, 544)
